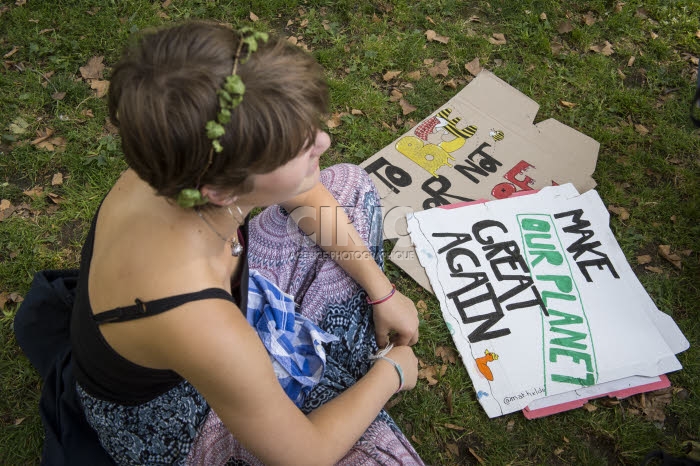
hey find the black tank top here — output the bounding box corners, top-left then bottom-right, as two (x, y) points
(70, 207), (249, 405)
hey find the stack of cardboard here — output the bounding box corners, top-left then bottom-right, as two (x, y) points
(360, 71), (689, 417)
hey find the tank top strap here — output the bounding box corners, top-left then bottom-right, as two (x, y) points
(93, 288), (235, 325)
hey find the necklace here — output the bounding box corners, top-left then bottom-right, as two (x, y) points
(195, 204), (245, 257)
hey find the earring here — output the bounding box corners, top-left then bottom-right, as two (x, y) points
(227, 201), (245, 256)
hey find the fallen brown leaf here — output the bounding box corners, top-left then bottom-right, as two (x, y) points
(557, 21), (573, 34)
(590, 41), (614, 56)
(81, 109), (94, 118)
(435, 346), (458, 364)
(406, 70), (421, 81)
(399, 99), (416, 115)
(39, 28), (55, 35)
(608, 205), (630, 220)
(417, 364), (446, 385)
(582, 402), (597, 412)
(90, 79), (109, 98)
(287, 36), (298, 46)
(410, 435), (422, 445)
(372, 13), (381, 23)
(445, 443), (459, 457)
(464, 57), (481, 76)
(350, 109), (363, 115)
(468, 15), (480, 23)
(300, 19), (309, 28)
(444, 78), (457, 89)
(506, 419), (515, 432)
(423, 58), (434, 65)
(425, 16), (435, 25)
(382, 70), (402, 82)
(428, 59), (449, 78)
(161, 0), (171, 8)
(389, 89), (403, 102)
(47, 192), (64, 204)
(23, 186), (44, 198)
(51, 173), (63, 186)
(488, 33), (507, 45)
(658, 245), (682, 269)
(80, 55), (105, 81)
(617, 68), (626, 80)
(645, 266), (664, 274)
(0, 199), (11, 211)
(560, 100), (577, 108)
(52, 91), (66, 100)
(425, 30), (449, 44)
(583, 11), (597, 26)
(634, 123), (649, 135)
(249, 11), (259, 22)
(326, 112), (347, 129)
(627, 56), (636, 67)
(554, 447), (565, 455)
(650, 31), (658, 40)
(637, 255), (652, 265)
(681, 249), (692, 256)
(539, 12), (547, 20)
(696, 30), (700, 39)
(614, 2), (625, 13)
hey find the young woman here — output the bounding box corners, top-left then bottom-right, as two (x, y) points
(67, 21), (423, 465)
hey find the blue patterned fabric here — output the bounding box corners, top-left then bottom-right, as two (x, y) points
(246, 270), (338, 407)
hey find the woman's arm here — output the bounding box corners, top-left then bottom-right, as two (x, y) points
(280, 181), (419, 346)
(158, 299), (417, 466)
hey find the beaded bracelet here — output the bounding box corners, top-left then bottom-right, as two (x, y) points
(366, 284), (396, 305)
(377, 356), (405, 393)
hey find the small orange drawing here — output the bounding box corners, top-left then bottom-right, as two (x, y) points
(475, 349), (499, 381)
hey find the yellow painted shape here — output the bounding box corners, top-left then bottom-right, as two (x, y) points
(396, 136), (455, 177)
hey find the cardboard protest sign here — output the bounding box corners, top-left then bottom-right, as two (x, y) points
(406, 185), (689, 418)
(360, 70), (600, 291)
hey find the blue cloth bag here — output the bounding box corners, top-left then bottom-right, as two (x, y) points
(246, 270), (338, 407)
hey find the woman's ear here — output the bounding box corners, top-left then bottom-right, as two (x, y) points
(199, 186), (236, 206)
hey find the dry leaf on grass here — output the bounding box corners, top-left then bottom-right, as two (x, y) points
(557, 21), (573, 34)
(608, 205), (630, 220)
(51, 173), (63, 186)
(52, 91), (66, 100)
(80, 56), (105, 80)
(634, 123), (649, 135)
(428, 59), (449, 78)
(406, 70), (421, 80)
(635, 7), (649, 19)
(554, 447), (565, 455)
(627, 56), (636, 67)
(582, 402), (597, 412)
(81, 109), (94, 118)
(399, 99), (416, 115)
(417, 364), (446, 385)
(583, 11), (597, 25)
(425, 16), (435, 25)
(0, 199), (11, 211)
(425, 30), (449, 44)
(488, 33), (507, 45)
(589, 41), (614, 56)
(161, 0), (171, 8)
(382, 70), (401, 81)
(645, 266), (664, 274)
(389, 89), (403, 102)
(249, 12), (259, 22)
(350, 109), (363, 115)
(416, 300), (428, 315)
(326, 112), (348, 129)
(435, 346), (458, 364)
(637, 255), (652, 265)
(23, 186), (44, 198)
(539, 12), (547, 20)
(445, 443), (459, 457)
(506, 419), (515, 432)
(696, 30), (700, 39)
(90, 80), (110, 98)
(658, 245), (682, 269)
(464, 57), (481, 76)
(31, 127), (55, 145)
(560, 100), (577, 108)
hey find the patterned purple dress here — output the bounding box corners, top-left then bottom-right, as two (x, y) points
(187, 164), (424, 465)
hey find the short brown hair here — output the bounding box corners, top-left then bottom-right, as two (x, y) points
(108, 21), (328, 198)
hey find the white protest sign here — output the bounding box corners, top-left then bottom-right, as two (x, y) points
(406, 185), (688, 417)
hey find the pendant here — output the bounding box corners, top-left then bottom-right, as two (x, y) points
(230, 240), (244, 257)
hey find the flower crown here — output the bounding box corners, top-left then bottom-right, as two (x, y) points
(177, 27), (269, 209)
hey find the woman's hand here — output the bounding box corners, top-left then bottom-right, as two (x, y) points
(385, 345), (418, 392)
(371, 289), (419, 347)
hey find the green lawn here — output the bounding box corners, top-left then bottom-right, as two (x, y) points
(1, 0), (698, 464)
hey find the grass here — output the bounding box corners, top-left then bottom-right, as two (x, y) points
(1, 0), (699, 464)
